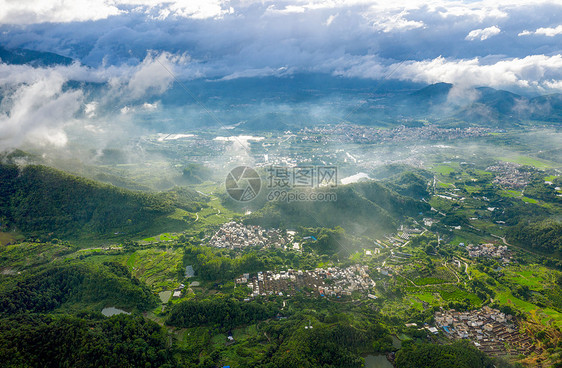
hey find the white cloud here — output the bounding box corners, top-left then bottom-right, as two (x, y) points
(0, 51), (189, 151)
(435, 4), (508, 21)
(369, 10), (425, 32)
(392, 54), (562, 92)
(465, 26), (501, 41)
(142, 102), (158, 110)
(0, 0), (235, 24)
(84, 102), (98, 118)
(543, 80), (562, 90)
(0, 0), (121, 24)
(0, 73), (83, 150)
(121, 52), (186, 100)
(154, 0), (234, 19)
(0, 52), (187, 92)
(332, 53), (562, 92)
(0, 0), (560, 96)
(0, 0), (552, 25)
(535, 25), (562, 36)
(325, 14), (338, 26)
(519, 25), (562, 37)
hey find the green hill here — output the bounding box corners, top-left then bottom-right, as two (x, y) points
(245, 180), (429, 235)
(0, 314), (175, 368)
(181, 163), (215, 184)
(507, 220), (562, 255)
(384, 171), (431, 199)
(0, 261), (158, 314)
(0, 164), (205, 239)
(395, 341), (496, 368)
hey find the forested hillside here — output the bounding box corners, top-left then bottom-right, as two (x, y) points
(245, 180), (429, 235)
(395, 341), (496, 368)
(0, 262), (158, 314)
(0, 314), (175, 368)
(507, 220), (562, 254)
(0, 164), (206, 238)
(167, 296), (279, 331)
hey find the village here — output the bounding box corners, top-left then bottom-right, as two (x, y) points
(209, 221), (294, 249)
(432, 306), (536, 356)
(236, 264), (376, 299)
(487, 162), (531, 189)
(465, 243), (512, 264)
(300, 125), (495, 145)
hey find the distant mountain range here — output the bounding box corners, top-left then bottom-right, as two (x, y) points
(1, 44), (561, 128)
(0, 45), (73, 67)
(393, 82), (562, 124)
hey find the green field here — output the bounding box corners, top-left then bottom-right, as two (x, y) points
(440, 286), (480, 304)
(411, 292), (439, 305)
(432, 163), (458, 175)
(500, 189), (522, 198)
(191, 196), (240, 228)
(522, 196), (538, 204)
(495, 291), (562, 327)
(126, 248), (184, 291)
(0, 241), (75, 269)
(0, 232), (18, 246)
(463, 185), (481, 194)
(498, 155), (553, 169)
(503, 265), (553, 289)
(413, 277), (449, 286)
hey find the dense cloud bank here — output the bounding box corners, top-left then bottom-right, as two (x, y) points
(0, 0), (561, 151)
(0, 0), (560, 91)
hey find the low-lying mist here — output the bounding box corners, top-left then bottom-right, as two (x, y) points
(1, 62), (561, 193)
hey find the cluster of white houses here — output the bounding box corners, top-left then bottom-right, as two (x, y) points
(465, 243), (511, 264)
(237, 265), (376, 298)
(209, 222), (293, 249)
(433, 307), (535, 356)
(486, 162), (531, 189)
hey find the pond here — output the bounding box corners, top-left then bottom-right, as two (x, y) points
(185, 265), (195, 278)
(364, 355), (393, 368)
(159, 290), (172, 303)
(101, 307), (130, 317)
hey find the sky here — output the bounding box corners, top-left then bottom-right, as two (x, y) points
(0, 0), (561, 151)
(0, 0), (561, 90)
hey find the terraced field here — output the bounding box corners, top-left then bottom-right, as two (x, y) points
(127, 248), (184, 291)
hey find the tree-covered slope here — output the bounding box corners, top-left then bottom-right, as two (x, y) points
(0, 262), (158, 314)
(167, 296), (279, 331)
(245, 180), (429, 235)
(0, 314), (175, 368)
(0, 164), (204, 238)
(395, 341), (495, 368)
(507, 220), (562, 254)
